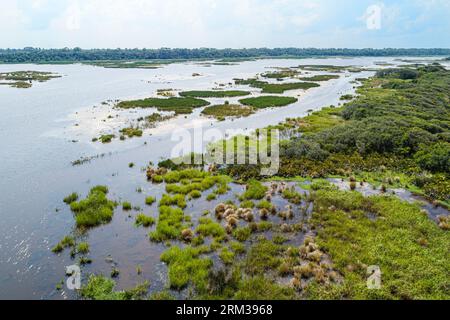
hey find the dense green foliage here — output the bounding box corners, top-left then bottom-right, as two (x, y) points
(179, 90), (250, 98)
(69, 186), (117, 228)
(275, 65), (450, 202)
(239, 96), (298, 109)
(117, 97), (210, 114)
(201, 104), (254, 119)
(236, 78), (319, 93)
(307, 189), (450, 299)
(2, 48), (450, 64)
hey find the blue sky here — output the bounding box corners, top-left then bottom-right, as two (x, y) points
(1, 0), (450, 48)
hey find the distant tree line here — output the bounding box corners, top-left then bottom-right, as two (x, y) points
(1, 47), (450, 63)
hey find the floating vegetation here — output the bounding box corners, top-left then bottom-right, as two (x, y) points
(239, 96), (298, 109)
(201, 104), (254, 119)
(116, 97), (210, 115)
(68, 186), (116, 228)
(179, 90), (251, 98)
(0, 71), (60, 88)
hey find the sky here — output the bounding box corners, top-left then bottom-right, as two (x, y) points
(1, 0), (450, 49)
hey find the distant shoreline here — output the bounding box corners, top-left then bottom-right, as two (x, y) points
(1, 48), (449, 64)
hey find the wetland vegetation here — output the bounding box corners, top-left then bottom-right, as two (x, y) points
(0, 71), (60, 88)
(179, 90), (251, 98)
(235, 78), (320, 93)
(116, 97), (210, 115)
(52, 62), (449, 301)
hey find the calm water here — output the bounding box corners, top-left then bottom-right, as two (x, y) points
(0, 57), (437, 299)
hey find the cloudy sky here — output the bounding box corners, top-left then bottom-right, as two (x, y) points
(1, 0), (450, 48)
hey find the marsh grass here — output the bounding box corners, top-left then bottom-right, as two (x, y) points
(201, 104), (254, 119)
(160, 246), (212, 291)
(180, 90), (250, 98)
(63, 192), (79, 204)
(68, 186), (116, 228)
(135, 213), (155, 227)
(117, 97), (210, 115)
(239, 96), (298, 109)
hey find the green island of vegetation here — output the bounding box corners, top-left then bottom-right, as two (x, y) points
(239, 96), (298, 109)
(235, 78), (320, 93)
(201, 103), (254, 120)
(116, 97), (210, 114)
(299, 75), (340, 81)
(179, 90), (251, 98)
(262, 70), (300, 79)
(0, 71), (60, 88)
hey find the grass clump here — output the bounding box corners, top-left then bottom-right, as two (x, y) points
(122, 202), (132, 211)
(244, 240), (283, 275)
(77, 242), (90, 254)
(145, 196), (156, 206)
(159, 194), (187, 209)
(149, 206), (186, 242)
(160, 246), (212, 292)
(234, 277), (295, 300)
(230, 241), (246, 254)
(207, 193), (217, 201)
(233, 227), (252, 242)
(219, 248), (235, 265)
(135, 213), (156, 227)
(256, 200), (273, 210)
(189, 190), (202, 199)
(51, 236), (75, 253)
(180, 90), (250, 98)
(195, 218), (226, 241)
(63, 192), (79, 204)
(240, 180), (268, 200)
(239, 96), (298, 109)
(68, 186), (116, 228)
(81, 275), (149, 300)
(119, 127), (143, 139)
(98, 134), (115, 143)
(240, 200), (255, 208)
